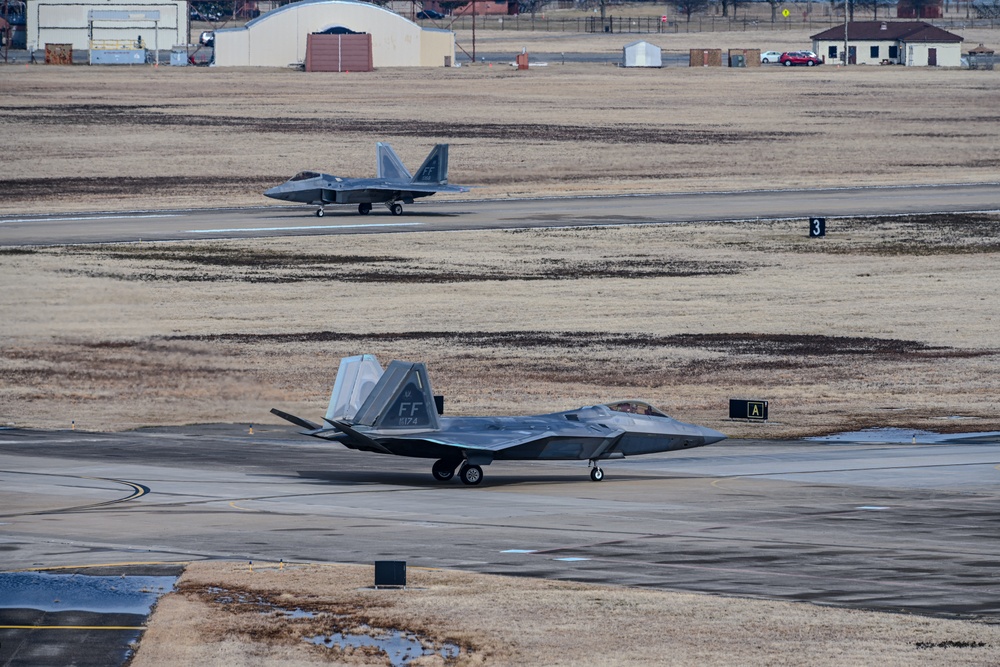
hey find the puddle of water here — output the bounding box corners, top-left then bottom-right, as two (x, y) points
(307, 625), (460, 666)
(806, 427), (1000, 445)
(0, 571), (176, 614)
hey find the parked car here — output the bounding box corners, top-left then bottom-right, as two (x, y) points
(199, 30), (214, 47)
(760, 50), (783, 64)
(780, 51), (822, 66)
(416, 9), (445, 19)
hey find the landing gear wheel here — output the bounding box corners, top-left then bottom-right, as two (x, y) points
(315, 208), (325, 217)
(432, 458), (457, 481)
(590, 467), (604, 482)
(459, 464), (483, 486)
(390, 203), (403, 216)
(358, 203), (372, 215)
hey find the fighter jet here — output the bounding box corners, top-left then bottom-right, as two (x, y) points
(271, 354), (727, 485)
(263, 143), (469, 217)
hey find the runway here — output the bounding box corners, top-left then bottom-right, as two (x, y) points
(2, 182), (1000, 245)
(1, 425), (999, 620)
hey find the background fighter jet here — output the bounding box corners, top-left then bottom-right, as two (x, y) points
(263, 143), (470, 217)
(271, 355), (727, 486)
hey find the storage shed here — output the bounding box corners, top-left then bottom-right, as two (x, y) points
(622, 40), (661, 67)
(305, 32), (372, 71)
(213, 0), (454, 68)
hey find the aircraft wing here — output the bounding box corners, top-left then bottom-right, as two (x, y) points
(396, 427), (626, 452)
(364, 183), (470, 195)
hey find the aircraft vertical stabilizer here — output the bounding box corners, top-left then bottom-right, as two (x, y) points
(326, 354), (385, 422)
(411, 144), (449, 185)
(376, 143), (412, 181)
(352, 360), (440, 430)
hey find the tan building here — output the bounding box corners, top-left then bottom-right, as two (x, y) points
(213, 0), (455, 68)
(26, 0), (187, 52)
(811, 21), (962, 67)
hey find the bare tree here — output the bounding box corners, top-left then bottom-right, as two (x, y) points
(974, 0), (1000, 15)
(714, 0), (744, 18)
(671, 0), (711, 22)
(765, 0), (779, 22)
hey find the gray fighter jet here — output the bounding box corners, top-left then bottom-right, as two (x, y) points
(271, 354), (727, 485)
(263, 143), (469, 217)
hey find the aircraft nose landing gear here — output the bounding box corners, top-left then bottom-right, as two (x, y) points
(459, 463), (483, 486)
(589, 460), (605, 482)
(315, 207), (325, 217)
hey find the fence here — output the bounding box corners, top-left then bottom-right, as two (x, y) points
(432, 14), (999, 32)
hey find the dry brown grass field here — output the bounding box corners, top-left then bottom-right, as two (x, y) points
(1, 49), (999, 438)
(133, 561), (1000, 666)
(1, 49), (999, 215)
(2, 47), (1000, 666)
(1, 214), (998, 438)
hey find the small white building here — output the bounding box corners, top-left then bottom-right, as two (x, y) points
(622, 40), (661, 68)
(811, 21), (963, 67)
(213, 0), (455, 68)
(26, 0), (187, 52)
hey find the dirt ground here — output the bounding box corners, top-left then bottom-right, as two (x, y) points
(1, 213), (998, 438)
(132, 561), (1000, 666)
(1, 41), (999, 435)
(1, 41), (998, 215)
(3, 31), (1000, 667)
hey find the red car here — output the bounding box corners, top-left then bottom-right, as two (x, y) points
(780, 51), (822, 67)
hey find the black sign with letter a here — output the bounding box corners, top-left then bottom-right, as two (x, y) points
(729, 399), (769, 421)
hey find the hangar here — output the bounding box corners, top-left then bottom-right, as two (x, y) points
(26, 0), (186, 52)
(213, 0), (455, 68)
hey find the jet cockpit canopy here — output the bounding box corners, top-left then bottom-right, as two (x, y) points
(605, 401), (669, 417)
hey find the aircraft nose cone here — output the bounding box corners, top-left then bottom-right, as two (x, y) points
(700, 426), (727, 445)
(263, 186), (284, 200)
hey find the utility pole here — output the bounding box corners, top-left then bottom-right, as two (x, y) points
(843, 0), (849, 65)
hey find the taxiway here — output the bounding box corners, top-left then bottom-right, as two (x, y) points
(2, 183), (999, 245)
(1, 425), (998, 620)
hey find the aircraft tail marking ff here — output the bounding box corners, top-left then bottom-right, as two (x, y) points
(411, 144), (449, 185)
(352, 360), (440, 430)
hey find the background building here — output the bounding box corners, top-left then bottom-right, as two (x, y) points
(811, 21), (962, 66)
(213, 0), (454, 67)
(26, 0), (186, 51)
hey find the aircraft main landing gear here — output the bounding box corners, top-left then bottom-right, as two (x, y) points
(387, 202), (403, 216)
(459, 463), (483, 486)
(358, 203), (372, 215)
(432, 458), (459, 481)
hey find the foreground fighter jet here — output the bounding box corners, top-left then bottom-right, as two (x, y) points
(263, 143), (469, 217)
(271, 355), (727, 485)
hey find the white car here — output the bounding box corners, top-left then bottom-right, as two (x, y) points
(760, 51), (783, 64)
